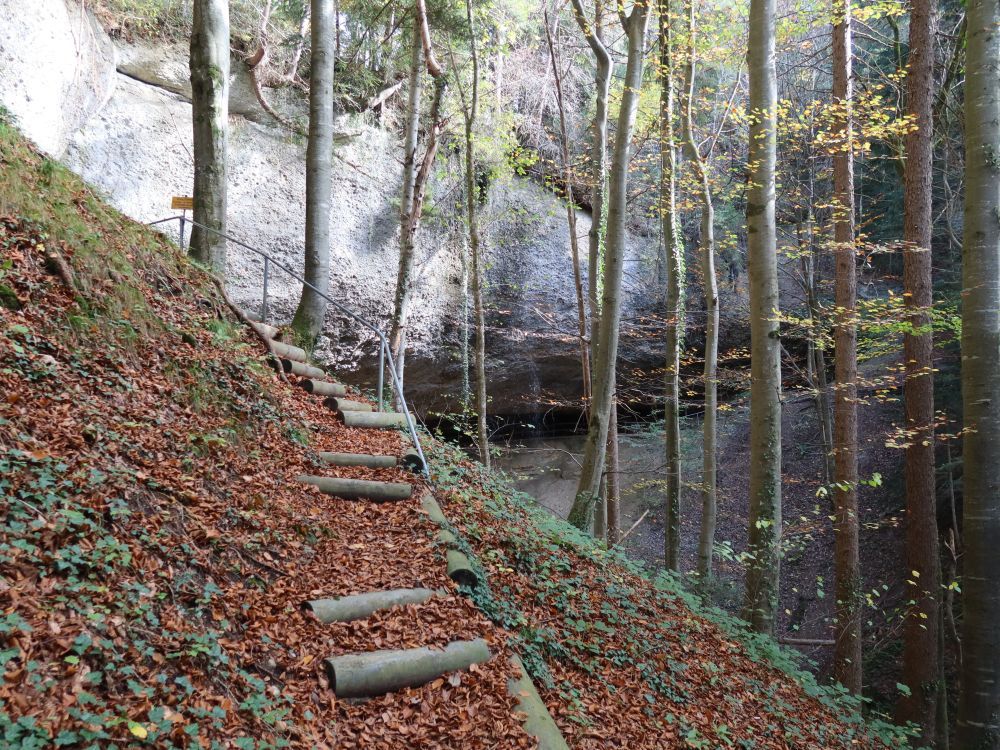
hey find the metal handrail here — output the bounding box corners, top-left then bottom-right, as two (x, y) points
(149, 215), (430, 480)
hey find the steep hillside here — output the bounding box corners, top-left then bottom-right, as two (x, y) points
(0, 118), (913, 747)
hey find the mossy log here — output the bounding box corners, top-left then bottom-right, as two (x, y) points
(420, 492), (449, 526)
(304, 588), (435, 624)
(282, 359), (325, 379)
(446, 549), (479, 588)
(268, 339), (308, 363)
(339, 411), (407, 429)
(297, 475), (413, 502)
(325, 639), (491, 698)
(250, 320), (279, 339)
(302, 379), (346, 397)
(324, 397), (374, 413)
(507, 655), (569, 749)
(318, 452), (397, 469)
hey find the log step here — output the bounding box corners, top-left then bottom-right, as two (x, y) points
(507, 655), (570, 749)
(304, 588), (436, 624)
(250, 320), (279, 339)
(283, 359), (325, 379)
(297, 475), (413, 502)
(319, 452), (397, 469)
(324, 397), (373, 413)
(325, 639), (491, 698)
(268, 339), (308, 363)
(339, 411), (407, 429)
(302, 379), (346, 397)
(317, 450), (425, 473)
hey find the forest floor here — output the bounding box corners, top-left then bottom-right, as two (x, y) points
(0, 117), (917, 747)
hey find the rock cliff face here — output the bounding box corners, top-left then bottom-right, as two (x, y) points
(0, 0), (666, 416)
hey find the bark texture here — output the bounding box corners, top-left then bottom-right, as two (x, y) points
(680, 0), (718, 578)
(567, 3), (650, 531)
(659, 0), (685, 571)
(291, 0), (335, 344)
(831, 0), (862, 694)
(742, 0), (782, 635)
(189, 0), (230, 273)
(957, 0), (1000, 744)
(898, 0), (945, 740)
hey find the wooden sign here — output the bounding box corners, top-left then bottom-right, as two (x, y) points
(171, 196), (194, 210)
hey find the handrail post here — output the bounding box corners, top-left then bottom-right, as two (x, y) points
(262, 257), (270, 324)
(179, 213), (186, 250)
(377, 340), (385, 413)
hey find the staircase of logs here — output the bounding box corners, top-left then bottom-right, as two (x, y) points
(149, 213), (567, 746)
(244, 316), (567, 747)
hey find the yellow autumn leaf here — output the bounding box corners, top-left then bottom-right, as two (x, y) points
(128, 722), (148, 740)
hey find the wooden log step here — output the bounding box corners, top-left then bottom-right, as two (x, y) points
(325, 639), (491, 698)
(318, 452), (397, 469)
(302, 379), (346, 397)
(296, 475), (413, 502)
(339, 411), (407, 429)
(283, 359), (325, 378)
(243, 309), (262, 322)
(250, 320), (279, 339)
(268, 339), (308, 363)
(324, 397), (373, 413)
(446, 549), (480, 588)
(507, 655), (570, 749)
(304, 588), (436, 624)
(400, 447), (425, 473)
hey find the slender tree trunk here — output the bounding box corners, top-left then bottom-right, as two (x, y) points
(680, 0), (718, 579)
(463, 0), (490, 469)
(606, 389), (621, 544)
(389, 28), (423, 386)
(898, 0), (945, 742)
(189, 0), (230, 273)
(957, 0), (1000, 743)
(659, 0), (685, 571)
(569, 0), (611, 380)
(291, 0), (335, 344)
(544, 14), (591, 410)
(568, 3), (650, 531)
(742, 0), (782, 635)
(831, 0), (862, 695)
(287, 5), (310, 81)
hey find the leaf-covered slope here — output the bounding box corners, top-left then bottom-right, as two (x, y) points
(0, 116), (909, 749)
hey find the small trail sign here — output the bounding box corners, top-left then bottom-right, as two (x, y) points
(171, 195), (194, 210)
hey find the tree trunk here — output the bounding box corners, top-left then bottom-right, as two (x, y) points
(659, 0), (685, 572)
(291, 0), (335, 344)
(189, 0), (230, 273)
(680, 0), (717, 579)
(569, 0), (611, 382)
(544, 13), (591, 411)
(606, 393), (621, 544)
(898, 0), (945, 742)
(742, 0), (782, 635)
(389, 28), (423, 386)
(957, 0), (1000, 744)
(568, 3), (651, 531)
(462, 0), (490, 470)
(831, 0), (862, 695)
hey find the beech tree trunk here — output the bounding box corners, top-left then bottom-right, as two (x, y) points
(544, 14), (591, 411)
(831, 0), (862, 695)
(568, 2), (650, 531)
(742, 0), (782, 635)
(291, 0), (335, 344)
(898, 0), (945, 741)
(461, 0), (490, 470)
(189, 0), (230, 273)
(659, 0), (685, 571)
(389, 1), (447, 391)
(680, 0), (718, 579)
(957, 0), (1000, 744)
